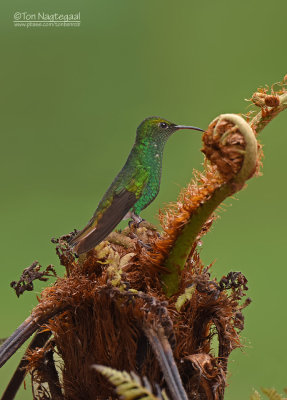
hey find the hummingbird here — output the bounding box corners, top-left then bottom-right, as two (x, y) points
(68, 116), (204, 255)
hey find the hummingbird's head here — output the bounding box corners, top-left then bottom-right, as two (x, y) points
(136, 116), (204, 144)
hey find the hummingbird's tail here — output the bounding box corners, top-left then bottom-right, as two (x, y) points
(68, 189), (137, 255)
(68, 217), (117, 255)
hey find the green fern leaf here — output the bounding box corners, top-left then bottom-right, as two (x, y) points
(175, 286), (195, 311)
(261, 388), (285, 400)
(93, 364), (168, 400)
(250, 390), (261, 400)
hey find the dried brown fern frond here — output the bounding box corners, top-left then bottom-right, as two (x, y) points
(0, 232), (247, 400)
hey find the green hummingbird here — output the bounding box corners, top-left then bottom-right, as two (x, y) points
(68, 116), (204, 255)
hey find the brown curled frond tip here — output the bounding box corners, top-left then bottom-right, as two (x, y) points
(202, 115), (262, 181)
(264, 95), (280, 107)
(250, 75), (287, 108)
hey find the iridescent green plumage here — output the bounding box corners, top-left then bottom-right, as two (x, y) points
(69, 117), (203, 255)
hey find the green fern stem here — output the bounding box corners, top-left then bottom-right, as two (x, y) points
(163, 114), (258, 297)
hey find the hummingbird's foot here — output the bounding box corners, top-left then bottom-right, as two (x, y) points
(128, 220), (133, 229)
(128, 212), (152, 249)
(128, 212), (144, 229)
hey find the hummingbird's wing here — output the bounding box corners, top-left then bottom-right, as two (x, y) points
(68, 163), (149, 255)
(68, 188), (138, 255)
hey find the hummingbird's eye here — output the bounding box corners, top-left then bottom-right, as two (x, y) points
(159, 122), (168, 129)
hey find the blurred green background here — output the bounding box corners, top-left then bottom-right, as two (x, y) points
(0, 0), (286, 398)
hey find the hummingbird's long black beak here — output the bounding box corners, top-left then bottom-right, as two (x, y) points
(174, 125), (205, 132)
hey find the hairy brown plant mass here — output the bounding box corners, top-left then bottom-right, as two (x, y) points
(22, 198), (249, 400)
